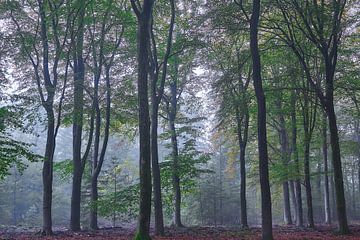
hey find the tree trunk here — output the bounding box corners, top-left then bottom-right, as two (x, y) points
(150, 103), (164, 235)
(148, 0), (175, 233)
(70, 0), (86, 231)
(239, 144), (248, 228)
(289, 181), (297, 224)
(250, 1), (273, 239)
(323, 114), (331, 224)
(277, 98), (292, 225)
(283, 182), (292, 225)
(42, 109), (55, 235)
(327, 101), (349, 234)
(169, 100), (182, 227)
(131, 1), (154, 238)
(291, 91), (303, 227)
(90, 177), (98, 229)
(304, 134), (314, 228)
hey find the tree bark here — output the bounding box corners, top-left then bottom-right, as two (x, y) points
(276, 98), (292, 225)
(291, 91), (303, 227)
(322, 114), (331, 224)
(131, 0), (154, 238)
(327, 101), (349, 233)
(71, 0), (86, 231)
(289, 181), (297, 224)
(250, 1), (273, 239)
(168, 80), (183, 227)
(42, 109), (55, 235)
(149, 0), (175, 234)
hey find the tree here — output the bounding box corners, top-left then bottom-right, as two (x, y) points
(249, 0), (273, 238)
(6, 0), (70, 234)
(131, 0), (154, 239)
(87, 0), (127, 229)
(148, 0), (176, 234)
(70, 0), (93, 231)
(268, 0), (350, 233)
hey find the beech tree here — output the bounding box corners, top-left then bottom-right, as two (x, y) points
(131, 0), (154, 239)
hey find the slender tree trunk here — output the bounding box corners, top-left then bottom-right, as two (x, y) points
(291, 91), (303, 227)
(277, 98), (292, 225)
(304, 133), (314, 228)
(239, 144), (248, 228)
(150, 103), (164, 234)
(149, 0), (175, 234)
(250, 1), (273, 238)
(71, 0), (86, 231)
(169, 105), (182, 227)
(323, 114), (331, 224)
(131, 1), (154, 238)
(351, 164), (356, 218)
(43, 110), (55, 235)
(90, 87), (101, 230)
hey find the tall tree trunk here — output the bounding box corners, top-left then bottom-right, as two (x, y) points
(150, 103), (164, 234)
(304, 134), (314, 228)
(291, 91), (303, 227)
(43, 109), (55, 235)
(250, 1), (273, 239)
(323, 114), (331, 224)
(168, 80), (183, 227)
(239, 144), (248, 228)
(71, 0), (86, 231)
(327, 100), (349, 233)
(131, 1), (154, 238)
(277, 98), (292, 225)
(148, 0), (175, 235)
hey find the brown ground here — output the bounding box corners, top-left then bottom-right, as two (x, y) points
(2, 225), (360, 240)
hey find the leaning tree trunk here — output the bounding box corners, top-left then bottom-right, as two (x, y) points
(250, 0), (273, 239)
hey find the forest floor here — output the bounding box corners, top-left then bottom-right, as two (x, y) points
(2, 225), (360, 240)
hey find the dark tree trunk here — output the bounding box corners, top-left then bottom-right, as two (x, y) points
(168, 81), (183, 227)
(301, 81), (316, 228)
(291, 91), (303, 227)
(304, 135), (314, 228)
(131, 1), (154, 238)
(90, 177), (98, 229)
(42, 110), (55, 235)
(150, 103), (164, 234)
(323, 114), (331, 224)
(71, 0), (86, 231)
(327, 101), (349, 233)
(250, 1), (273, 239)
(149, 0), (176, 231)
(239, 144), (248, 228)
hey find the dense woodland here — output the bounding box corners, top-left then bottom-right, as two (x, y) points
(0, 0), (360, 239)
